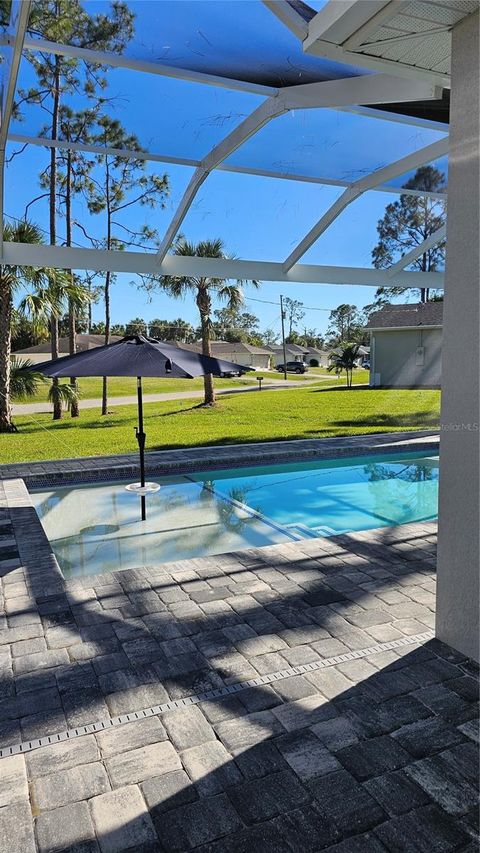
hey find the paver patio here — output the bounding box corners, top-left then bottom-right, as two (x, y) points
(0, 473), (478, 852)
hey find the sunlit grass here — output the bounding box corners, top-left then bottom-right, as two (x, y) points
(24, 367), (368, 403)
(2, 385), (440, 464)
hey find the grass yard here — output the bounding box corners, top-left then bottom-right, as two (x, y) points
(1, 385), (440, 464)
(26, 373), (256, 402)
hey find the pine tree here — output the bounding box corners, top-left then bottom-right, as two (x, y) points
(18, 0), (134, 418)
(372, 166), (446, 303)
(85, 117), (169, 414)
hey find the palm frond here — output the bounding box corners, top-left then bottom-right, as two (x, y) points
(217, 283), (244, 311)
(10, 357), (48, 400)
(48, 382), (80, 410)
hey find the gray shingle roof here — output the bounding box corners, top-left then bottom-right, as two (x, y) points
(14, 334), (123, 354)
(366, 302), (443, 330)
(169, 341), (271, 355)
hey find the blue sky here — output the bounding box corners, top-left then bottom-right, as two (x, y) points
(6, 0), (447, 338)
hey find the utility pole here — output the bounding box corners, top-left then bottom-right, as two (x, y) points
(280, 294), (288, 381)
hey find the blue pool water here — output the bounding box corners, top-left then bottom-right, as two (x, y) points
(31, 452), (438, 577)
(191, 451), (439, 538)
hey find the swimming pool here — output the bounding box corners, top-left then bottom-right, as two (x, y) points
(31, 451), (438, 578)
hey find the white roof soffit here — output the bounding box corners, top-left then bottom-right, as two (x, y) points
(2, 241), (444, 290)
(303, 0), (479, 87)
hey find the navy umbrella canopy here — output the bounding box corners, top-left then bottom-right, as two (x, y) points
(30, 335), (250, 379)
(29, 335), (252, 520)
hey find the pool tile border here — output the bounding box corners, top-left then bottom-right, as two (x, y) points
(1, 431), (439, 489)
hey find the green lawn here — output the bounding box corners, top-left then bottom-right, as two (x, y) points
(2, 385), (440, 464)
(26, 373), (255, 402)
(21, 367), (367, 403)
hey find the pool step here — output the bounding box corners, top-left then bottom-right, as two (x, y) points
(284, 523), (319, 539)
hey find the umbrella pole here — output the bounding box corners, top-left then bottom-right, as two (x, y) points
(135, 376), (147, 521)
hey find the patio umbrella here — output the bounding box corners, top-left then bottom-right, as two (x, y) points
(26, 335), (251, 520)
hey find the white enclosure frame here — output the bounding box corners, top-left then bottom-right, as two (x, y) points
(0, 5), (447, 290)
(387, 224), (447, 276)
(0, 0), (31, 251)
(283, 137), (448, 271)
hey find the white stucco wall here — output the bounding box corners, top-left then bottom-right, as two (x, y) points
(217, 352), (271, 370)
(436, 11), (479, 662)
(12, 352), (52, 364)
(269, 351), (305, 366)
(370, 328), (442, 387)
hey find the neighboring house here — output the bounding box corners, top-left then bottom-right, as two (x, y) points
(208, 342), (272, 370)
(303, 347), (332, 368)
(356, 344), (370, 366)
(13, 334), (123, 364)
(366, 303), (443, 388)
(266, 344), (309, 366)
(169, 340), (272, 370)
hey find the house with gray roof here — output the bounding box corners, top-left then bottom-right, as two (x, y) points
(169, 340), (272, 370)
(366, 302), (443, 388)
(13, 334), (123, 363)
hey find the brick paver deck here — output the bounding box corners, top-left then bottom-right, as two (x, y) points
(0, 468), (478, 853)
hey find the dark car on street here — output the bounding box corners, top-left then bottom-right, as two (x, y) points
(276, 361), (307, 374)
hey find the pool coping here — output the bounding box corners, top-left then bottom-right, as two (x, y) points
(1, 430), (439, 488)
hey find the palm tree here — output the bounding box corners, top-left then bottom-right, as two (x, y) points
(10, 356), (48, 400)
(327, 343), (361, 388)
(0, 220), (57, 433)
(160, 237), (258, 405)
(48, 381), (79, 413)
(25, 273), (91, 420)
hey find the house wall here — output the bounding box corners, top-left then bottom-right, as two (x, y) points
(217, 352), (271, 370)
(370, 328), (442, 388)
(269, 350), (305, 366)
(436, 10), (479, 662)
(13, 352), (53, 364)
(306, 351), (330, 367)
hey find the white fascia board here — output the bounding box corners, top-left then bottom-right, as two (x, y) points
(2, 241), (444, 289)
(305, 39), (450, 88)
(342, 1), (412, 51)
(261, 0), (309, 40)
(283, 137), (448, 271)
(306, 1), (390, 46)
(369, 324), (443, 331)
(8, 132), (447, 200)
(387, 225), (447, 276)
